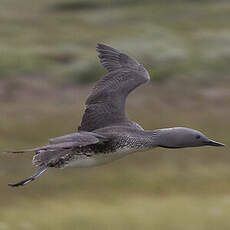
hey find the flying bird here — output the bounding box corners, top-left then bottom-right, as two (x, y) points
(8, 44), (224, 187)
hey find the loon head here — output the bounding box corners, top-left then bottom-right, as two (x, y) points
(156, 127), (224, 148)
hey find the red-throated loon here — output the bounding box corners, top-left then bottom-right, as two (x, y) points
(7, 44), (224, 187)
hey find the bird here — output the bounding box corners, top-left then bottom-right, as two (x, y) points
(7, 43), (224, 187)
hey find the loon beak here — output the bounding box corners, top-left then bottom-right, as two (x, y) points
(206, 139), (225, 147)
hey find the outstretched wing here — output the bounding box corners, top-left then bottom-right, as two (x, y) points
(78, 43), (150, 132)
(32, 131), (108, 167)
(49, 131), (107, 145)
(8, 131), (108, 187)
(7, 132), (107, 154)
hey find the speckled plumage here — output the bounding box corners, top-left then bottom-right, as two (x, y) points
(8, 44), (224, 187)
(33, 126), (158, 168)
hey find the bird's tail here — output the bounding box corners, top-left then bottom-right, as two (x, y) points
(3, 142), (72, 168)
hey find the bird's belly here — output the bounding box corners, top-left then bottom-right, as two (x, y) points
(65, 147), (135, 168)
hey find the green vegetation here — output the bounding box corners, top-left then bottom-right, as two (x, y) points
(0, 0), (230, 229)
(1, 80), (230, 229)
(1, 0), (230, 83)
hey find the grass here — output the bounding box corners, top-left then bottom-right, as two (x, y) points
(1, 0), (230, 229)
(0, 79), (230, 229)
(2, 194), (230, 230)
(1, 0), (230, 83)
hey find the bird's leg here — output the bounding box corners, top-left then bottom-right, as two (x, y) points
(8, 166), (48, 187)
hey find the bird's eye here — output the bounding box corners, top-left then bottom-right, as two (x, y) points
(196, 135), (201, 139)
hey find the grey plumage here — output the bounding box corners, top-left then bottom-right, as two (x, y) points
(8, 166), (48, 187)
(8, 43), (224, 187)
(78, 43), (150, 132)
(32, 131), (109, 167)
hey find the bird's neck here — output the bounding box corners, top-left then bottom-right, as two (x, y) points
(146, 127), (190, 149)
(143, 128), (180, 149)
(141, 129), (161, 148)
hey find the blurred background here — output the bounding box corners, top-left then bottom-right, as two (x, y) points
(0, 0), (230, 229)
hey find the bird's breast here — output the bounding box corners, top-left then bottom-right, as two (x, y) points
(64, 147), (136, 168)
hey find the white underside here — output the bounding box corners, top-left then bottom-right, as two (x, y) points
(65, 147), (138, 168)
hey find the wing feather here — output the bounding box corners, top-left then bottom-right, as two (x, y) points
(78, 44), (150, 132)
(49, 131), (107, 144)
(30, 131), (108, 167)
(96, 43), (140, 71)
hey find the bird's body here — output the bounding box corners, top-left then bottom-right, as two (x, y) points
(8, 44), (224, 187)
(57, 143), (138, 168)
(33, 126), (156, 169)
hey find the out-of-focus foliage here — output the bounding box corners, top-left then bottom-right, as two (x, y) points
(1, 0), (230, 83)
(1, 81), (230, 230)
(0, 0), (230, 229)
